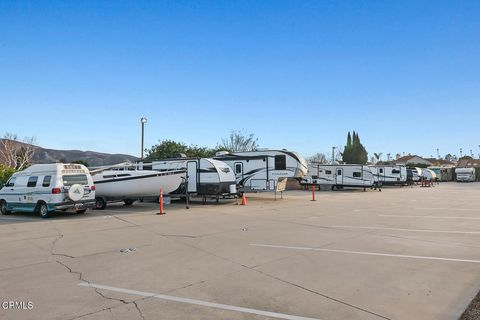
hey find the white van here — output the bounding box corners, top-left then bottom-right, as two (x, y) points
(0, 163), (96, 218)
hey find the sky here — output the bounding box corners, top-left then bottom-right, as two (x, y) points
(1, 1), (479, 160)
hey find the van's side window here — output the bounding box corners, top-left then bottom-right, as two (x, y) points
(235, 164), (242, 174)
(6, 177), (16, 187)
(27, 176), (38, 188)
(42, 176), (52, 187)
(274, 155), (287, 170)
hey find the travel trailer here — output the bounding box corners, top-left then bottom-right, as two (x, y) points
(303, 164), (375, 190)
(421, 168), (437, 181)
(428, 166), (454, 182)
(455, 167), (476, 182)
(369, 165), (407, 186)
(407, 167), (422, 183)
(214, 149), (308, 193)
(0, 163), (96, 218)
(91, 164), (185, 209)
(138, 157), (237, 199)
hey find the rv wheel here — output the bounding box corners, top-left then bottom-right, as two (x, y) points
(37, 202), (50, 218)
(0, 200), (10, 215)
(95, 197), (107, 210)
(124, 199), (135, 206)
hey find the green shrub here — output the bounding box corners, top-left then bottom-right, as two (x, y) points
(0, 165), (16, 186)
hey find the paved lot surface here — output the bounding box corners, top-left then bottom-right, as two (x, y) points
(1, 183), (480, 320)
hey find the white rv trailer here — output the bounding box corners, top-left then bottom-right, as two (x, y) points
(214, 149), (308, 193)
(421, 168), (437, 181)
(0, 163), (96, 218)
(91, 165), (185, 209)
(369, 165), (407, 186)
(455, 167), (476, 182)
(428, 166), (454, 181)
(138, 157), (237, 198)
(303, 163), (375, 190)
(407, 167), (422, 183)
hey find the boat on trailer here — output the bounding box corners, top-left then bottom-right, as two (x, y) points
(91, 163), (185, 209)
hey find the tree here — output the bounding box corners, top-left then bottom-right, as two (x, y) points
(145, 140), (218, 160)
(217, 130), (258, 152)
(0, 133), (37, 170)
(145, 140), (188, 160)
(342, 131), (368, 164)
(307, 152), (327, 164)
(0, 164), (16, 185)
(445, 153), (455, 162)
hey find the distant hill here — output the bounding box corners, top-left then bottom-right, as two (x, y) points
(0, 139), (138, 167)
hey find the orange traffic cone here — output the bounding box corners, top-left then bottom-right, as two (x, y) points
(241, 194), (247, 205)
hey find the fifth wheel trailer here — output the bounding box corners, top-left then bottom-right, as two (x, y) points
(214, 149), (308, 193)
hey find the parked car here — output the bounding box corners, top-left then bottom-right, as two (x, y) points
(0, 163), (96, 218)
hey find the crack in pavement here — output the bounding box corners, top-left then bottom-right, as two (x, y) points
(48, 230), (148, 320)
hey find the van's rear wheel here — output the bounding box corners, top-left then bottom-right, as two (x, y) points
(95, 197), (107, 210)
(37, 202), (50, 218)
(0, 200), (10, 215)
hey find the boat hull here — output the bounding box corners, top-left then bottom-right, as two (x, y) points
(94, 170), (184, 199)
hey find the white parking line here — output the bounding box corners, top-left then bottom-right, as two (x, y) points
(78, 282), (321, 320)
(379, 214), (480, 220)
(331, 225), (480, 234)
(250, 244), (480, 264)
(417, 207), (478, 211)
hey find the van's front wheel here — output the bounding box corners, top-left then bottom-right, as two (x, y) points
(95, 197), (107, 210)
(0, 200), (10, 215)
(37, 201), (50, 218)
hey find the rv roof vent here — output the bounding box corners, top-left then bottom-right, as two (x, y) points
(215, 151), (229, 156)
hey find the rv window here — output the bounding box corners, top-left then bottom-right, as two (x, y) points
(379, 168), (384, 174)
(63, 174), (88, 186)
(27, 176), (38, 188)
(353, 172), (361, 178)
(143, 165), (152, 170)
(274, 155), (287, 170)
(6, 177), (16, 187)
(325, 170), (332, 175)
(42, 176), (52, 187)
(235, 164), (242, 174)
(392, 169), (400, 174)
(337, 170), (342, 176)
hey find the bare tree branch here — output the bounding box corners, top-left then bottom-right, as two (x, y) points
(0, 133), (38, 170)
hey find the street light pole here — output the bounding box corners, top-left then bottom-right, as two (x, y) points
(141, 117), (147, 160)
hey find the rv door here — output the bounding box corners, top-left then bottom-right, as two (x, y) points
(186, 161), (198, 193)
(234, 162), (243, 180)
(336, 168), (343, 185)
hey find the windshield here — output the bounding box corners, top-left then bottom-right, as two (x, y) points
(62, 174), (89, 186)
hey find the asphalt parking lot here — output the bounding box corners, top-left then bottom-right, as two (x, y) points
(1, 183), (479, 320)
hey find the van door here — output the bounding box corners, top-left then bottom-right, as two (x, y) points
(186, 161), (198, 193)
(336, 168), (343, 185)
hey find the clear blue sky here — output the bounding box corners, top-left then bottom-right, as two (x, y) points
(1, 1), (479, 160)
